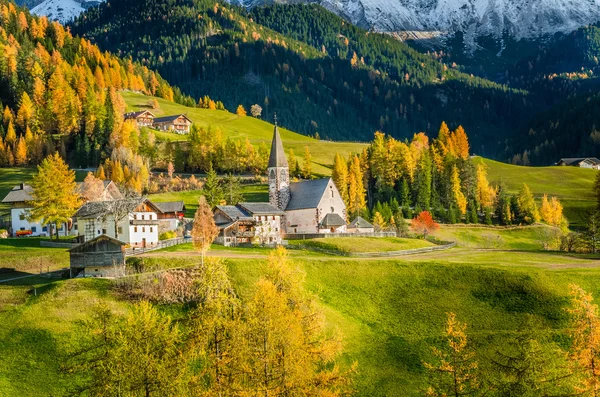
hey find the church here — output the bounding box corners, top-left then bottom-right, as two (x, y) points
(268, 123), (347, 234)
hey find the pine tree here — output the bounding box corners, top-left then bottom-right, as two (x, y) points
(203, 167), (223, 207)
(223, 173), (243, 205)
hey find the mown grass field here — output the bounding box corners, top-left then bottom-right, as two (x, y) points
(477, 157), (597, 227)
(435, 224), (554, 251)
(2, 243), (600, 396)
(0, 238), (70, 278)
(122, 91), (367, 176)
(288, 236), (435, 253)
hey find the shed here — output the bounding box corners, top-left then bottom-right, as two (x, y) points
(348, 216), (375, 233)
(69, 234), (127, 278)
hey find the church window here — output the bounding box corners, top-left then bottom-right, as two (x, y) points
(331, 207), (335, 213)
(270, 169), (275, 179)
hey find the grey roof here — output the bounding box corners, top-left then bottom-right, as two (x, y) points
(215, 205), (253, 222)
(2, 184), (34, 203)
(75, 180), (112, 194)
(268, 124), (288, 168)
(238, 202), (285, 216)
(68, 234), (126, 252)
(558, 157), (600, 165)
(75, 198), (159, 219)
(154, 201), (186, 213)
(286, 178), (331, 210)
(320, 213), (346, 227)
(125, 110), (155, 119)
(153, 114), (191, 123)
(349, 216), (373, 229)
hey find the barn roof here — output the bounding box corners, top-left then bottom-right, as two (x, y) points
(125, 110), (155, 119)
(2, 184), (34, 203)
(268, 123), (288, 168)
(558, 157), (600, 165)
(154, 201), (185, 213)
(68, 234), (126, 252)
(348, 216), (373, 229)
(238, 202), (285, 216)
(319, 213), (346, 228)
(153, 114), (192, 123)
(215, 205), (253, 222)
(286, 178), (331, 210)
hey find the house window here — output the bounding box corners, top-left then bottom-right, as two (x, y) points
(142, 227), (145, 232)
(141, 214), (145, 220)
(134, 227), (138, 233)
(74, 224), (78, 230)
(102, 228), (107, 235)
(150, 227), (153, 233)
(133, 214), (137, 220)
(331, 207), (335, 213)
(19, 213), (25, 221)
(31, 226), (36, 233)
(42, 226), (47, 232)
(117, 227), (123, 235)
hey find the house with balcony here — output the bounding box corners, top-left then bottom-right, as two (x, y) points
(153, 114), (193, 134)
(75, 198), (162, 248)
(124, 110), (155, 127)
(213, 202), (284, 246)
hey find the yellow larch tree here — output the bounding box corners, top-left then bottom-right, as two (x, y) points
(450, 126), (470, 160)
(16, 92), (35, 130)
(348, 155), (366, 219)
(14, 135), (27, 166)
(332, 153), (349, 205)
(476, 163), (496, 210)
(236, 104), (247, 117)
(451, 165), (467, 215)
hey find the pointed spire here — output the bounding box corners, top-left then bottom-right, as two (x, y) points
(268, 116), (288, 168)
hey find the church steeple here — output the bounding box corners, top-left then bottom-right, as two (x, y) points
(268, 116), (290, 210)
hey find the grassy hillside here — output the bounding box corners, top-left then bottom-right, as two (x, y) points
(123, 91), (367, 176)
(476, 157), (597, 227)
(2, 250), (600, 395)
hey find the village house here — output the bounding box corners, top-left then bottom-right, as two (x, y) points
(69, 234), (126, 278)
(556, 157), (600, 169)
(153, 114), (193, 134)
(267, 123), (347, 234)
(124, 110), (155, 127)
(75, 198), (162, 248)
(214, 202), (284, 246)
(154, 201), (186, 233)
(1, 181), (121, 237)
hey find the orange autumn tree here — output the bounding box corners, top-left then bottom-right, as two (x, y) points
(192, 195), (219, 266)
(567, 284), (600, 395)
(411, 211), (439, 238)
(424, 312), (482, 397)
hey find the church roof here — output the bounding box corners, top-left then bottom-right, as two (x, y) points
(286, 178), (331, 210)
(348, 216), (373, 229)
(320, 213), (346, 228)
(268, 124), (288, 168)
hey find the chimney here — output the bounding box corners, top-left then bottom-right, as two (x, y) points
(19, 183), (24, 190)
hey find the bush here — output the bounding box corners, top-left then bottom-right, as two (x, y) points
(159, 231), (177, 240)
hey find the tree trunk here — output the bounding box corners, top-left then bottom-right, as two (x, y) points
(49, 223), (54, 241)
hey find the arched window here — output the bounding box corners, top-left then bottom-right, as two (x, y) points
(269, 169), (275, 179)
(331, 207), (335, 213)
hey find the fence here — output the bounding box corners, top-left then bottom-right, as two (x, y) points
(290, 241), (456, 258)
(40, 241), (80, 248)
(285, 232), (397, 240)
(125, 237), (190, 256)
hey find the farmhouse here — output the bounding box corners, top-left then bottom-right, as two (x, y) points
(124, 110), (155, 127)
(1, 181), (121, 237)
(153, 114), (193, 134)
(214, 202), (285, 246)
(69, 234), (126, 278)
(556, 157), (600, 169)
(267, 123), (347, 234)
(75, 197), (162, 248)
(154, 201), (186, 233)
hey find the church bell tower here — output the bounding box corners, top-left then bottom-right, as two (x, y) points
(268, 117), (290, 210)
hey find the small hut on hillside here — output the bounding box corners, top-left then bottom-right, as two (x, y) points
(69, 234), (126, 278)
(347, 217), (375, 234)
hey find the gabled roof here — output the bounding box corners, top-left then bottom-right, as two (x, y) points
(75, 180), (113, 194)
(348, 216), (373, 229)
(238, 202), (285, 216)
(153, 114), (192, 124)
(286, 178), (331, 211)
(68, 234), (126, 252)
(154, 201), (186, 213)
(125, 110), (155, 119)
(2, 184), (34, 203)
(214, 205), (253, 222)
(558, 157), (600, 165)
(268, 123), (288, 168)
(75, 198), (161, 219)
(319, 213), (346, 228)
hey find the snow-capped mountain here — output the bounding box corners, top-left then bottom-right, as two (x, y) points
(27, 0), (103, 23)
(233, 0), (600, 43)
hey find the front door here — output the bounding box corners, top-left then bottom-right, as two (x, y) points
(142, 238), (146, 248)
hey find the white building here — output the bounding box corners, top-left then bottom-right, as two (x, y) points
(267, 123), (347, 235)
(1, 181), (122, 237)
(75, 198), (161, 248)
(213, 202), (285, 246)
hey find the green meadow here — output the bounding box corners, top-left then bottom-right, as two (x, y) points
(122, 91), (367, 176)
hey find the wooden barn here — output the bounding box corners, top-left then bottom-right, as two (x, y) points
(69, 234), (127, 278)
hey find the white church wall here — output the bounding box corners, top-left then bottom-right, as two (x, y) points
(285, 209), (319, 234)
(316, 179), (347, 223)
